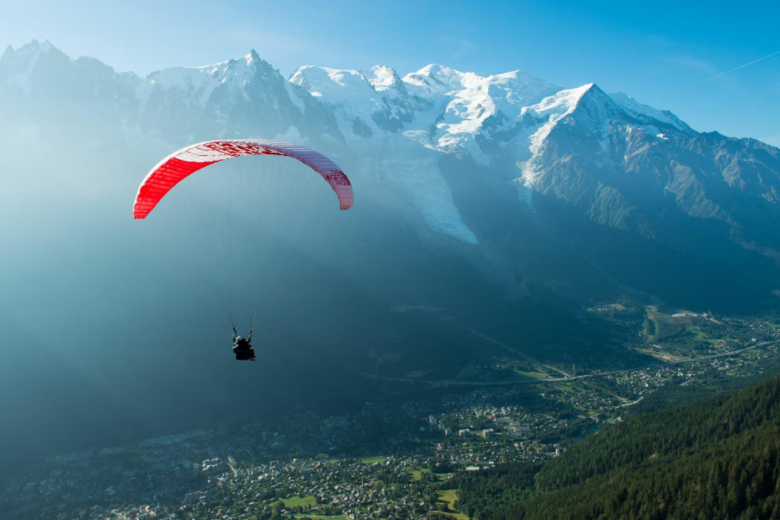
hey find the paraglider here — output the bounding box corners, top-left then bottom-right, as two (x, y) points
(133, 139), (354, 361)
(232, 327), (256, 361)
(133, 139), (353, 219)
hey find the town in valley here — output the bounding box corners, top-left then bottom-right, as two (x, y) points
(4, 308), (780, 520)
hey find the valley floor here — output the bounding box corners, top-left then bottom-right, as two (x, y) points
(3, 309), (780, 520)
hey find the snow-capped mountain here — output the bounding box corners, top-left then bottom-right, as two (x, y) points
(2, 40), (779, 312)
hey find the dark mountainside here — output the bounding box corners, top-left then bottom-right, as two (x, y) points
(454, 375), (780, 520)
(1, 41), (780, 476)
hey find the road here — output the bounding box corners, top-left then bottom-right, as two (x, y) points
(358, 339), (780, 388)
(667, 339), (780, 364)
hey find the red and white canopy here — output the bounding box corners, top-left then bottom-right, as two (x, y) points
(133, 139), (353, 219)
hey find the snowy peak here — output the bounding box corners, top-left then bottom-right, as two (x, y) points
(142, 49), (276, 103)
(564, 83), (623, 125)
(366, 65), (405, 94)
(403, 64), (467, 96)
(0, 40), (140, 125)
(290, 64), (416, 137)
(542, 84), (698, 146)
(0, 40), (69, 96)
(519, 83), (595, 132)
(246, 58), (655, 166)
(132, 49), (345, 148)
(413, 68), (563, 158)
(545, 82), (694, 137)
(535, 83), (594, 112)
(0, 43), (342, 148)
(517, 83), (694, 139)
(481, 70), (560, 107)
(609, 91), (692, 134)
(0, 42), (698, 161)
(290, 65), (374, 102)
(0, 39), (55, 65)
(443, 69), (561, 128)
(521, 83), (694, 158)
(402, 65), (559, 105)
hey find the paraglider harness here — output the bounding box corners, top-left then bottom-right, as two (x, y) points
(232, 327), (256, 361)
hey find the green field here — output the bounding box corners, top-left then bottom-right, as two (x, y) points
(644, 307), (738, 349)
(637, 348), (687, 362)
(437, 489), (469, 519)
(410, 468), (430, 481)
(645, 307), (699, 341)
(409, 469), (452, 482)
(360, 456), (386, 464)
(515, 370), (548, 380)
(691, 328), (736, 345)
(280, 495), (317, 508)
(553, 382), (580, 394)
(409, 468), (451, 481)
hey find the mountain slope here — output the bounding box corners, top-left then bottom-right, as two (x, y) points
(454, 375), (780, 520)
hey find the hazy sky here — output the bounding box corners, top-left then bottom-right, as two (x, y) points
(2, 0), (779, 144)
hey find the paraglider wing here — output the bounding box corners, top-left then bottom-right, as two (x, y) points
(133, 139), (353, 219)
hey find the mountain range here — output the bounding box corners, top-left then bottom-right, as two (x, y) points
(2, 39), (780, 316)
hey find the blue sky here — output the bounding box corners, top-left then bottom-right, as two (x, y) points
(2, 0), (779, 145)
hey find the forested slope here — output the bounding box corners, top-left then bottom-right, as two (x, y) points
(454, 376), (780, 520)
